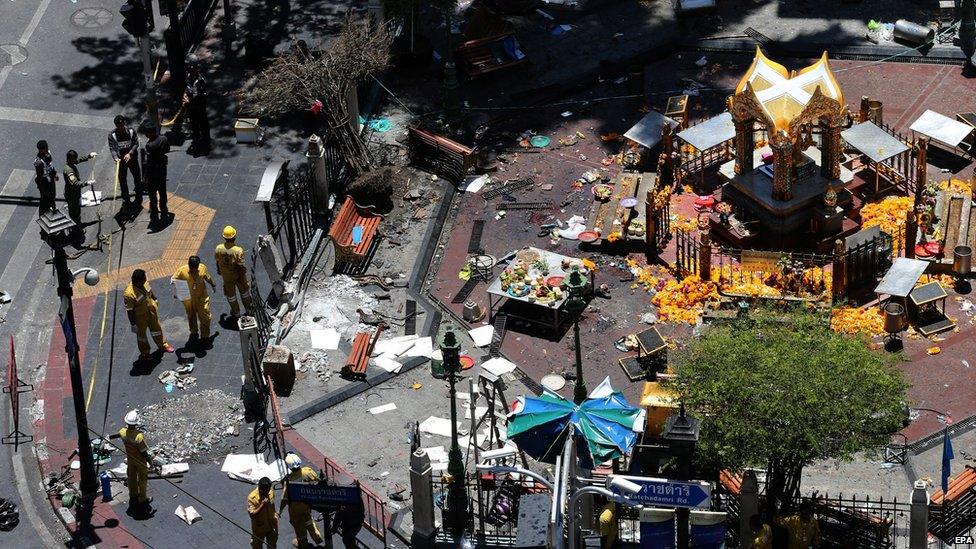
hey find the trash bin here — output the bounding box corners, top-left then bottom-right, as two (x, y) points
(883, 302), (906, 334)
(954, 245), (972, 276)
(893, 20), (935, 46)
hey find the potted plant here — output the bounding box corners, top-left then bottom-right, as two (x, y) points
(385, 0), (456, 71)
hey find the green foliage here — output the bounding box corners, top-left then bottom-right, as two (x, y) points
(668, 311), (906, 482)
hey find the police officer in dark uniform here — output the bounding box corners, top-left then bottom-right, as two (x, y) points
(62, 149), (96, 241)
(184, 56), (211, 154)
(140, 121), (170, 222)
(34, 140), (58, 216)
(108, 114), (141, 208)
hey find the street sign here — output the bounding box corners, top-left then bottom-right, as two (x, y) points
(612, 476), (711, 509)
(286, 482), (361, 508)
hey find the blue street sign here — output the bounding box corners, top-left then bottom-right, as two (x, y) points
(612, 476), (711, 509)
(286, 483), (361, 508)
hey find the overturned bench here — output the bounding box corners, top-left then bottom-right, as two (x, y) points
(341, 325), (385, 380)
(328, 196), (383, 266)
(408, 126), (477, 184)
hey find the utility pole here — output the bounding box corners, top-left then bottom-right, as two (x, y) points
(221, 0), (236, 56)
(162, 0), (186, 95)
(37, 211), (101, 518)
(442, 8), (460, 121)
(137, 36), (160, 125)
(961, 0), (976, 64)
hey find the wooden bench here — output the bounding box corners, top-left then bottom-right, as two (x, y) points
(408, 126), (477, 183)
(328, 196), (383, 265)
(932, 465), (976, 505)
(456, 5), (525, 77)
(341, 325), (385, 380)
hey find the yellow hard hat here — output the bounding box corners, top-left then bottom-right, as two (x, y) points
(222, 225), (237, 239)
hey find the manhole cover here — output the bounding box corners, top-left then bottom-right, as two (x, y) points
(0, 45), (27, 68)
(71, 7), (113, 29)
(541, 374), (566, 392)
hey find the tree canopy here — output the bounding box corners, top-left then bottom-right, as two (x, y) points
(668, 310), (907, 504)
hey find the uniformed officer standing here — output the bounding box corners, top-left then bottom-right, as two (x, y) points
(34, 140), (58, 216)
(280, 453), (324, 548)
(184, 57), (211, 154)
(62, 150), (96, 241)
(108, 114), (141, 208)
(171, 255), (216, 343)
(248, 477), (279, 549)
(124, 269), (175, 361)
(214, 225), (253, 319)
(118, 410), (155, 512)
(140, 122), (170, 222)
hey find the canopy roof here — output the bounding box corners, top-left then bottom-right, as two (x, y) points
(734, 48), (844, 131)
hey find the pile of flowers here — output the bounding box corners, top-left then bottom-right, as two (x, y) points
(651, 275), (720, 325)
(672, 214), (697, 233)
(653, 185), (672, 211)
(860, 195), (913, 240)
(830, 306), (885, 336)
(938, 178), (972, 195)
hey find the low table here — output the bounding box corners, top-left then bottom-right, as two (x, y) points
(486, 247), (596, 331)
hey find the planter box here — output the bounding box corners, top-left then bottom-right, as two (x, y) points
(235, 118), (260, 144)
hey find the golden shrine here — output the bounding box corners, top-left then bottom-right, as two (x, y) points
(721, 48), (852, 236)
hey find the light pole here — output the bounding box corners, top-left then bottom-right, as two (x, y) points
(442, 8), (460, 120)
(564, 269), (588, 404)
(663, 403), (700, 549)
(962, 0), (976, 65)
(438, 326), (469, 536)
(38, 210), (102, 504)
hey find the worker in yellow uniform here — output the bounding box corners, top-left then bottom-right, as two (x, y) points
(214, 225), (253, 318)
(280, 453), (324, 548)
(124, 269), (175, 361)
(117, 410), (155, 511)
(598, 501), (618, 549)
(779, 501), (821, 548)
(171, 255), (216, 343)
(248, 476), (279, 549)
(748, 514), (773, 549)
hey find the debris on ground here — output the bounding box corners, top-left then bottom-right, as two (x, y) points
(137, 389), (244, 463)
(175, 504), (202, 525)
(158, 369), (197, 391)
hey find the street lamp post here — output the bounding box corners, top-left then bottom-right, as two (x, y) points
(663, 403), (701, 549)
(442, 8), (460, 120)
(439, 326), (469, 536)
(564, 269), (588, 404)
(38, 210), (102, 503)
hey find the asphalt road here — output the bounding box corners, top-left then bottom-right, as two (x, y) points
(0, 0), (149, 545)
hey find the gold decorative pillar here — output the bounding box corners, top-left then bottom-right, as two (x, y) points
(645, 185), (655, 249)
(832, 239), (847, 301)
(733, 118), (755, 175)
(915, 136), (928, 198)
(905, 207), (918, 259)
(770, 131), (794, 201)
(698, 227), (712, 282)
(820, 115), (842, 181)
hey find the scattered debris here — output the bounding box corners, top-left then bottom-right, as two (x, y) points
(221, 453), (287, 484)
(137, 389), (244, 463)
(175, 505), (202, 525)
(369, 403), (397, 415)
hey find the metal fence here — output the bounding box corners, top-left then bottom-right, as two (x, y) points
(176, 0), (218, 54)
(431, 475), (549, 545)
(322, 456), (390, 544)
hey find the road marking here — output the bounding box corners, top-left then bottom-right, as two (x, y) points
(0, 169), (32, 228)
(20, 0), (53, 47)
(0, 209), (45, 303)
(0, 105), (115, 129)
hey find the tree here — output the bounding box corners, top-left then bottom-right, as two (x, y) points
(243, 15), (392, 176)
(667, 310), (907, 508)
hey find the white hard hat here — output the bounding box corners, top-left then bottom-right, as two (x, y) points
(284, 453), (302, 471)
(124, 410), (140, 425)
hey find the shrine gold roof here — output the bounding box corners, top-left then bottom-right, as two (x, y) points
(734, 48), (844, 131)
